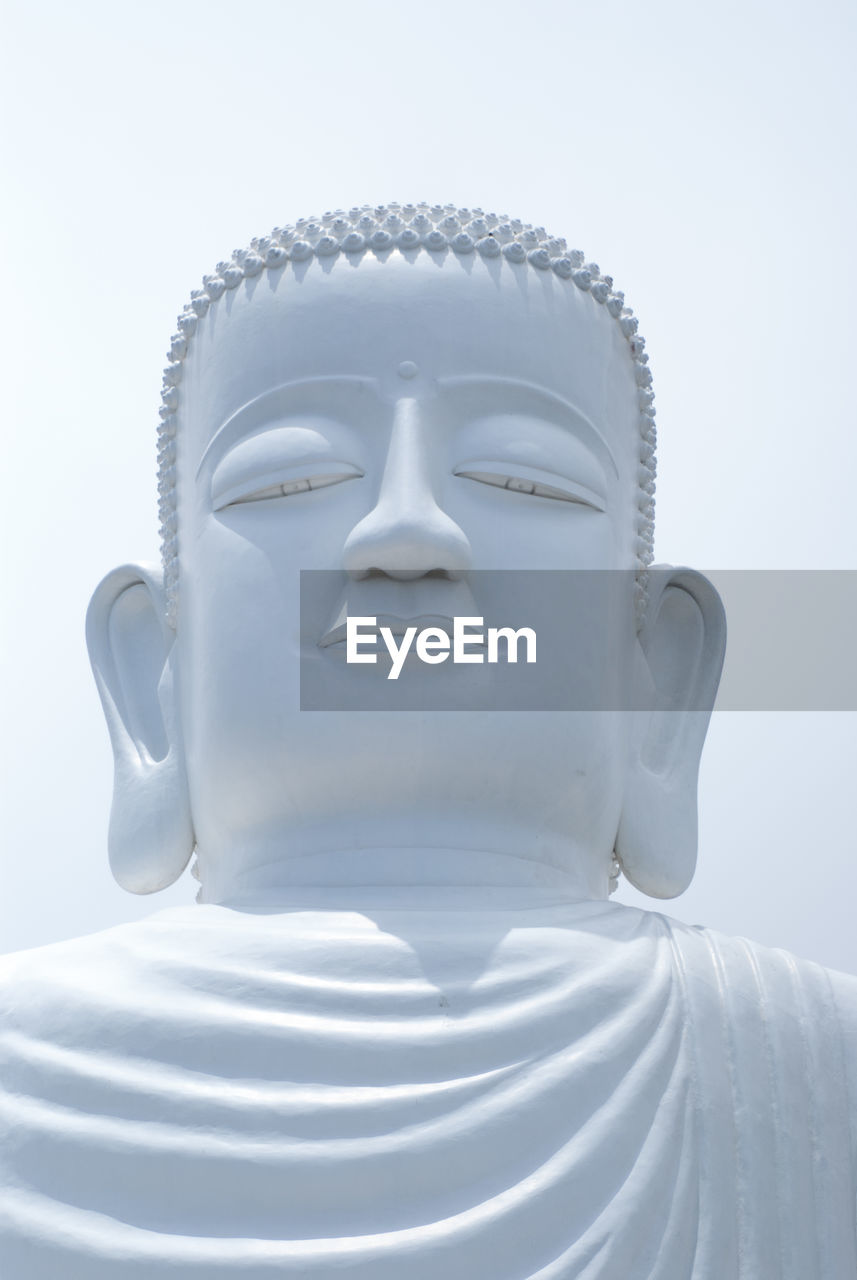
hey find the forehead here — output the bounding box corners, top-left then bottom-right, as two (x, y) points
(179, 250), (638, 463)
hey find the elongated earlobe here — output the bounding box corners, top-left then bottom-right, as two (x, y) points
(86, 564), (194, 893)
(616, 566), (726, 898)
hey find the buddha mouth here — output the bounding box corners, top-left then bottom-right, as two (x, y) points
(314, 574), (484, 658)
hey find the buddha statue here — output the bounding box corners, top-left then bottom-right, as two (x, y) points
(1, 204), (855, 1278)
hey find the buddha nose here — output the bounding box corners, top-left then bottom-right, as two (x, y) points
(342, 398), (471, 580)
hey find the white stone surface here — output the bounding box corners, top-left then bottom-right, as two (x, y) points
(1, 899), (855, 1277)
(1, 212), (855, 1276)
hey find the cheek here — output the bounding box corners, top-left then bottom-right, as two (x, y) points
(187, 520), (298, 644)
(177, 483), (371, 671)
(441, 484), (628, 571)
(558, 712), (633, 839)
(176, 521), (298, 786)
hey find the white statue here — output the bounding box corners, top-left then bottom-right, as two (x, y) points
(1, 204), (855, 1278)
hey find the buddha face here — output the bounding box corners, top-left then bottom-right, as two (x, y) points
(88, 234), (725, 904)
(171, 248), (644, 900)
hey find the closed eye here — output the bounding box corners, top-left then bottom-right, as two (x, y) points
(213, 464), (363, 510)
(453, 463), (606, 511)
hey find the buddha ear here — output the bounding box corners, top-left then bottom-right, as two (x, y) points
(615, 566), (726, 899)
(86, 563), (194, 893)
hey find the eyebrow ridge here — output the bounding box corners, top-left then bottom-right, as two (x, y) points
(196, 375), (377, 479)
(196, 372), (619, 481)
(438, 374), (618, 478)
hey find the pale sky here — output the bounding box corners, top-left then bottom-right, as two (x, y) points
(2, 0), (856, 970)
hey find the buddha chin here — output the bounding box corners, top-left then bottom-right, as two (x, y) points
(1, 205), (855, 1280)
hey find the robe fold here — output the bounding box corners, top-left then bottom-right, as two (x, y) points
(1, 899), (855, 1278)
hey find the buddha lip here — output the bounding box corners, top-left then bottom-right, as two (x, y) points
(318, 614), (486, 649)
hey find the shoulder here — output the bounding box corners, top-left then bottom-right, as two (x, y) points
(654, 912), (857, 1017)
(667, 913), (856, 994)
(667, 915), (857, 1171)
(0, 906), (215, 1029)
(657, 913), (857, 1111)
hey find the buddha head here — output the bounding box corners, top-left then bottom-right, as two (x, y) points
(85, 204), (725, 907)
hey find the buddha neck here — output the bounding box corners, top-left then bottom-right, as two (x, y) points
(200, 843), (611, 910)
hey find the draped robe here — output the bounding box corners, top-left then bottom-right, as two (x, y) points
(1, 897), (855, 1278)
